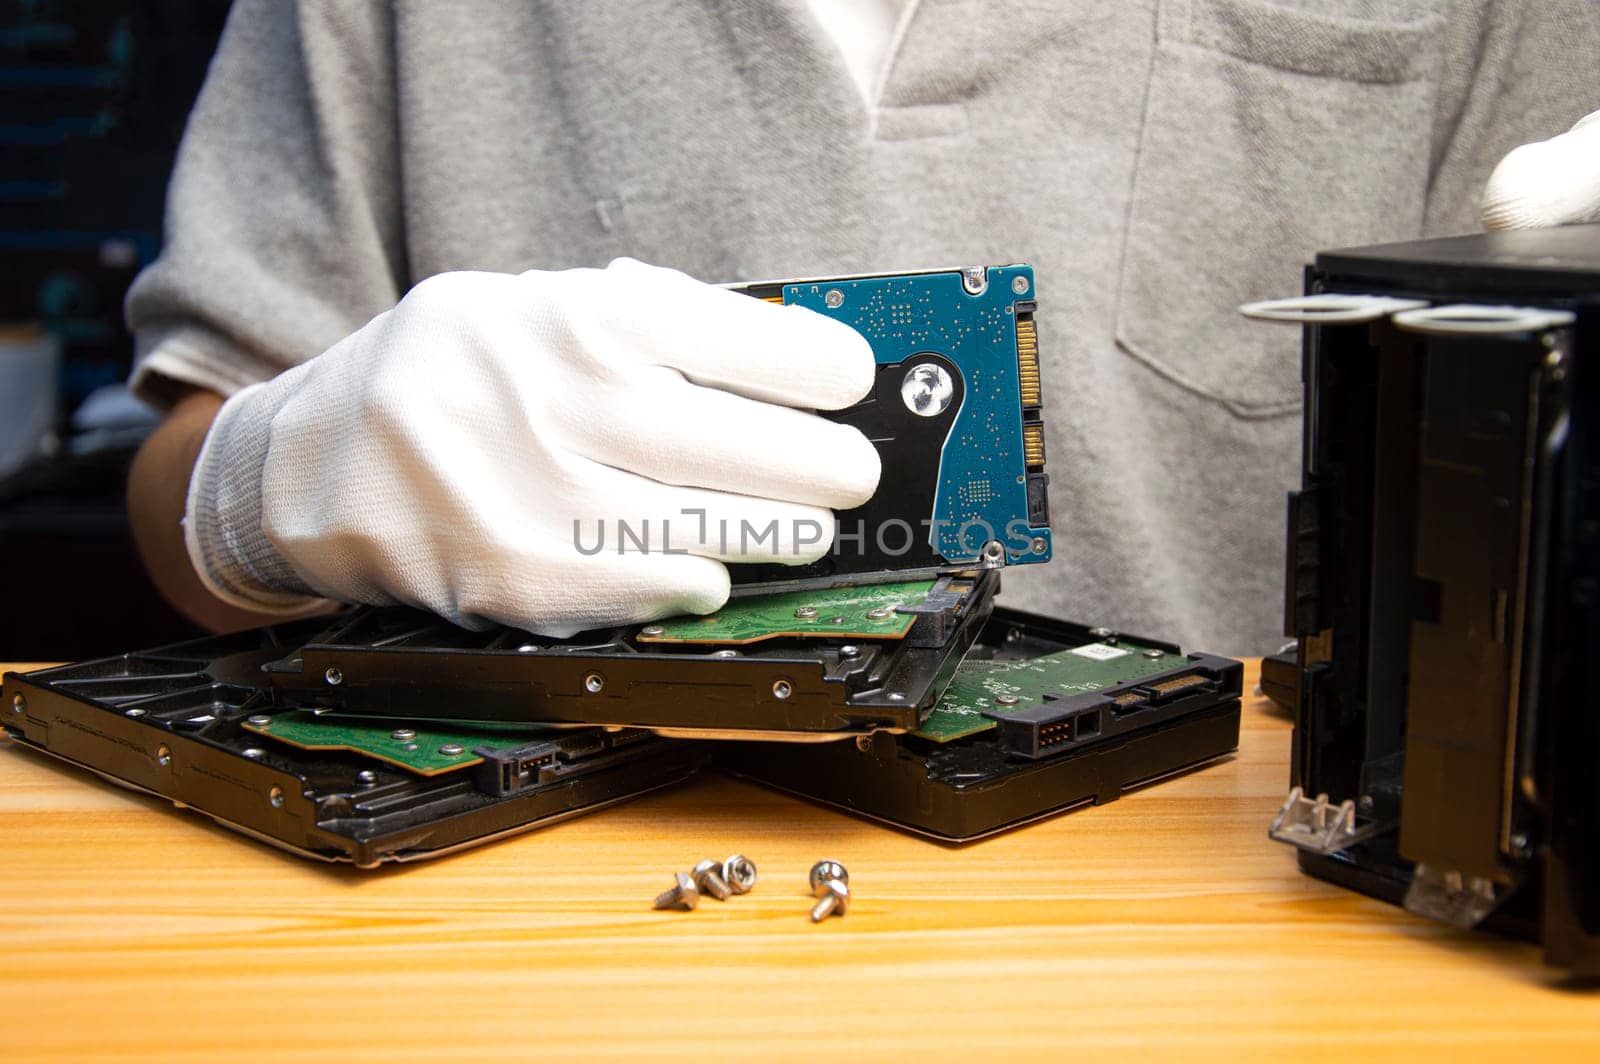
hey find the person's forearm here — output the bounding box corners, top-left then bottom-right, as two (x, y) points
(127, 388), (301, 632)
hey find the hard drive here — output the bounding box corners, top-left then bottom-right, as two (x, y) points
(2, 587), (1243, 858)
(728, 265), (1051, 588)
(1, 622), (705, 867)
(264, 571), (999, 739)
(721, 607), (1244, 841)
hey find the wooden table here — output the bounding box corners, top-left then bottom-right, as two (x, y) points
(2, 659), (1596, 1062)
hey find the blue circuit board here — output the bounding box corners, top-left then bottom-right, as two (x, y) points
(781, 266), (1051, 569)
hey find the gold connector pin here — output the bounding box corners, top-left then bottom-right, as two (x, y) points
(1016, 318), (1041, 406)
(1023, 423), (1046, 466)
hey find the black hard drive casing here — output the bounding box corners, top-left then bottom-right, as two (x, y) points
(1, 622), (705, 867)
(723, 607), (1244, 842)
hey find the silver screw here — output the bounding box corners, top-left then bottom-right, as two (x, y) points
(246, 714), (272, 727)
(722, 854), (758, 895)
(812, 857), (851, 889)
(809, 860), (850, 922)
(640, 625), (664, 637)
(865, 606), (894, 620)
(124, 707), (146, 718)
(391, 728), (417, 742)
(439, 743), (465, 757)
(995, 694), (1019, 706)
(772, 680), (793, 700)
(652, 872), (699, 911)
(584, 672), (605, 693)
(794, 606), (818, 619)
(242, 748), (265, 759)
(269, 786), (285, 809)
(1012, 275), (1031, 295)
(712, 649), (741, 658)
(1089, 626), (1114, 639)
(324, 666), (343, 686)
(692, 859), (733, 901)
(810, 860), (847, 890)
(356, 770), (378, 786)
(824, 289), (844, 308)
(517, 644), (540, 653)
(1141, 649), (1165, 659)
(839, 645), (860, 659)
(1030, 537), (1048, 554)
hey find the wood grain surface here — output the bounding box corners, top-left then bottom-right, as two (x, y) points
(2, 659), (1596, 1063)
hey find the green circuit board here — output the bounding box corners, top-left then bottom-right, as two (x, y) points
(243, 711), (554, 776)
(636, 580), (938, 645)
(912, 640), (1186, 742)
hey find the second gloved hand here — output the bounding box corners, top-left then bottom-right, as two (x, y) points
(1482, 110), (1600, 231)
(185, 259), (881, 634)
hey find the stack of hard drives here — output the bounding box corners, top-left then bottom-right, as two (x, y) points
(2, 266), (1244, 866)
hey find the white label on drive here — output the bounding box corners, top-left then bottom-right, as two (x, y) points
(1069, 643), (1128, 661)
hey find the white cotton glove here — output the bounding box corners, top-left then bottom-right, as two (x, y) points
(185, 258), (881, 635)
(1482, 110), (1600, 231)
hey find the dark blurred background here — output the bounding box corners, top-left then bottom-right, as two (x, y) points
(0, 1), (230, 659)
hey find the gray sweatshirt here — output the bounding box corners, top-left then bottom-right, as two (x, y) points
(126, 0), (1600, 655)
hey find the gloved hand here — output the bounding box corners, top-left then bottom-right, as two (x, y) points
(1482, 110), (1600, 230)
(185, 258), (881, 635)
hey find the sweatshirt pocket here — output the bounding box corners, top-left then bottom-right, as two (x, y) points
(1115, 0), (1445, 417)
